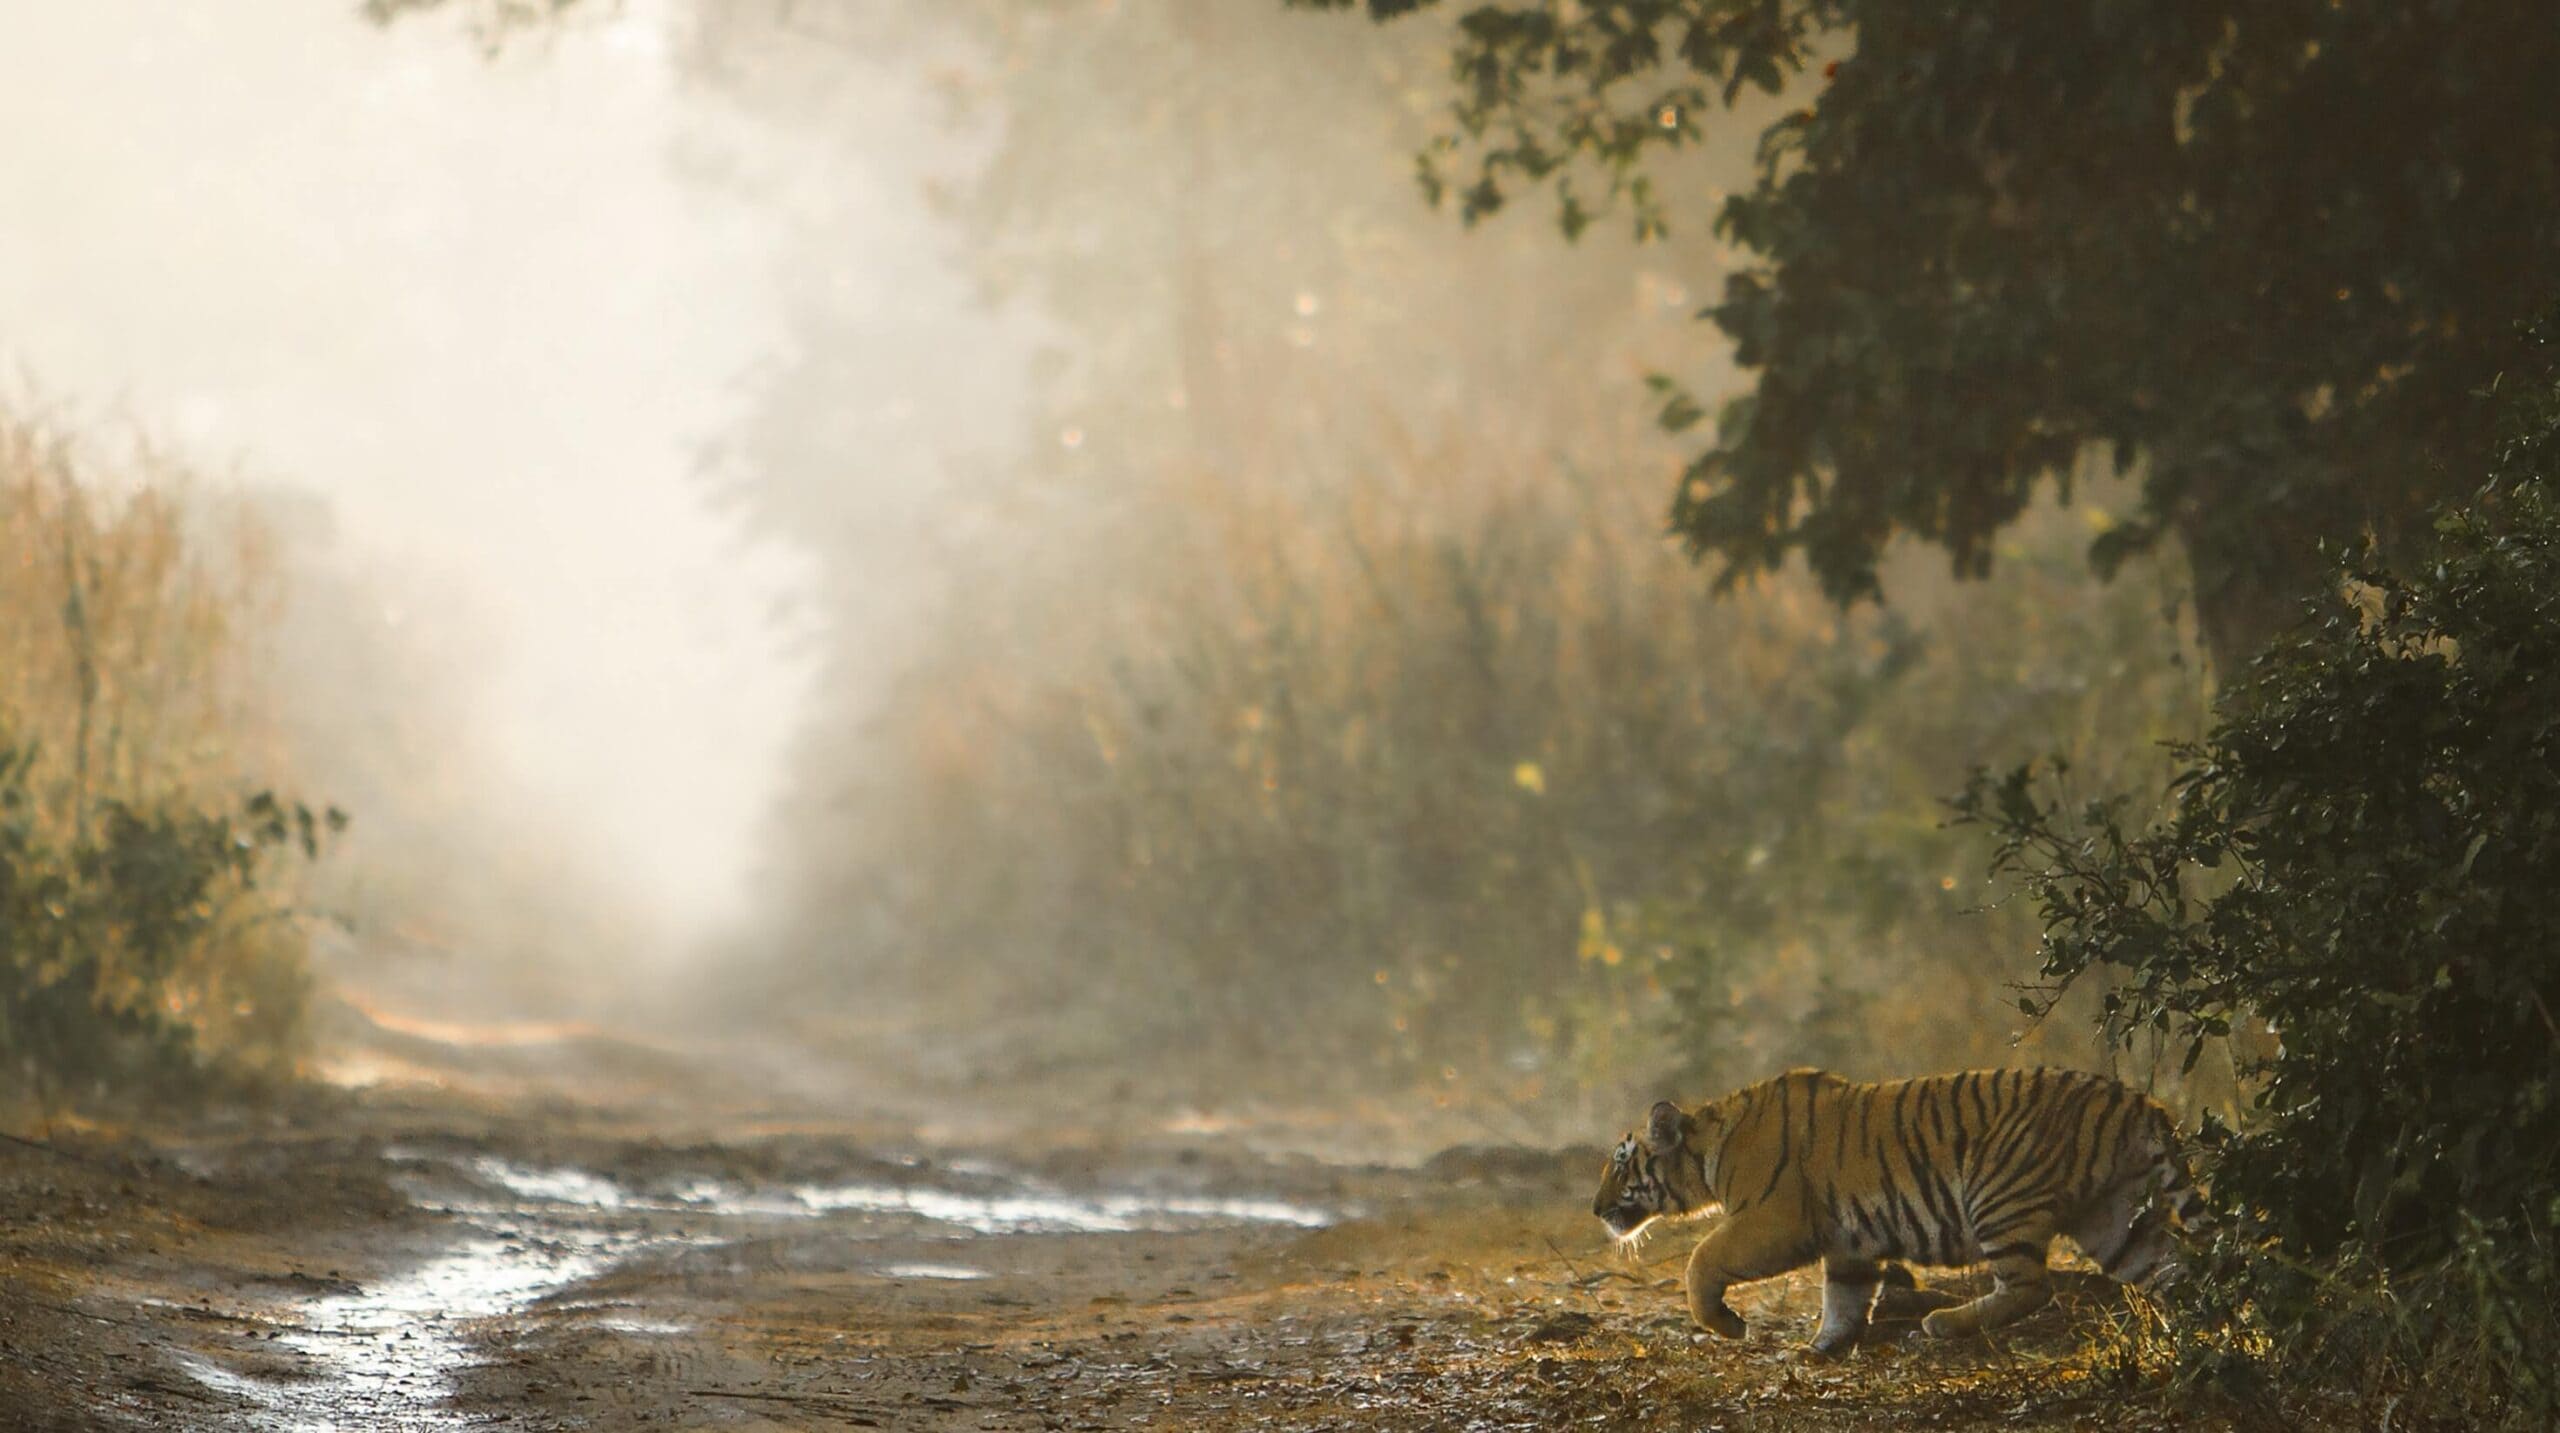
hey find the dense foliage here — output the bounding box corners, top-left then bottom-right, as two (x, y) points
(1300, 0), (2560, 668)
(1956, 325), (2560, 1420)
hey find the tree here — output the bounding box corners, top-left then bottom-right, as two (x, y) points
(695, 1), (1746, 496)
(1297, 0), (2560, 672)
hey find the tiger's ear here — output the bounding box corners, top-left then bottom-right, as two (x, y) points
(1646, 1100), (1689, 1151)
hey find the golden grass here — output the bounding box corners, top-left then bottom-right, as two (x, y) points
(0, 403), (313, 1090)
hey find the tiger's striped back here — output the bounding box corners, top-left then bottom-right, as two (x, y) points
(1710, 1067), (2201, 1277)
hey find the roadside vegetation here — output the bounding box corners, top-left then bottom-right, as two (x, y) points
(0, 409), (337, 1113)
(1960, 322), (2560, 1428)
(815, 422), (2212, 1128)
(0, 398), (660, 1121)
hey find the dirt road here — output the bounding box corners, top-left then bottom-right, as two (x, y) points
(0, 1014), (2263, 1431)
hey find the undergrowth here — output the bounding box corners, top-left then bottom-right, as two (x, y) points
(1960, 316), (2560, 1427)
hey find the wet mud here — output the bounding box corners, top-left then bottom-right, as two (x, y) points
(0, 1024), (2291, 1431)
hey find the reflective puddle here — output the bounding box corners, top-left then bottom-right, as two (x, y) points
(467, 1156), (628, 1209)
(654, 1168), (1337, 1233)
(176, 1227), (637, 1432)
(592, 1316), (693, 1336)
(783, 1179), (1334, 1233)
(874, 1261), (989, 1281)
(181, 1151), (1339, 1429)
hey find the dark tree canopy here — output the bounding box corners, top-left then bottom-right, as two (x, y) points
(1300, 0), (2560, 670)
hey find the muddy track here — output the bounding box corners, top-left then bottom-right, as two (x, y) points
(0, 1027), (2302, 1432)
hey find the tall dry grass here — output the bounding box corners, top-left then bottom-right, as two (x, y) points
(0, 420), (279, 809)
(776, 421), (2213, 1129)
(0, 404), (317, 1097)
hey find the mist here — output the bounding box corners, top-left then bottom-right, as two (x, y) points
(0, 0), (808, 955)
(4, 2), (2550, 1428)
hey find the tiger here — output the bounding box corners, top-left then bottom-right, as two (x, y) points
(1591, 1066), (2207, 1357)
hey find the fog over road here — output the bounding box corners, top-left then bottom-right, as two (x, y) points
(0, 0), (815, 944)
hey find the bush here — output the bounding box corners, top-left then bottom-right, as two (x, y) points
(1955, 317), (2560, 1424)
(0, 750), (336, 1107)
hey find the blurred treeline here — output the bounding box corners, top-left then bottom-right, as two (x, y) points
(788, 434), (2209, 1124)
(684, 1), (2213, 1118)
(0, 402), (643, 1114)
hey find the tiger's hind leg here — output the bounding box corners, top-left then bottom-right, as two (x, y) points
(2101, 1206), (2177, 1284)
(2074, 1149), (2209, 1287)
(2070, 1174), (2178, 1285)
(1808, 1257), (1885, 1358)
(1921, 1226), (2056, 1340)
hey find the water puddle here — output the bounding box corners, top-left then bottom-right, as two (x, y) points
(181, 1151), (1336, 1428)
(1104, 1192), (1338, 1229)
(182, 1227), (638, 1431)
(605, 1165), (1338, 1234)
(403, 1151), (1340, 1235)
(668, 1175), (813, 1218)
(592, 1316), (692, 1336)
(468, 1156), (627, 1209)
(786, 1180), (1334, 1232)
(875, 1262), (989, 1281)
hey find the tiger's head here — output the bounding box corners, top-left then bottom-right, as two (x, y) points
(1591, 1098), (1714, 1241)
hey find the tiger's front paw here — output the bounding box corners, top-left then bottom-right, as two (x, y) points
(1692, 1304), (1747, 1340)
(1920, 1308), (1971, 1340)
